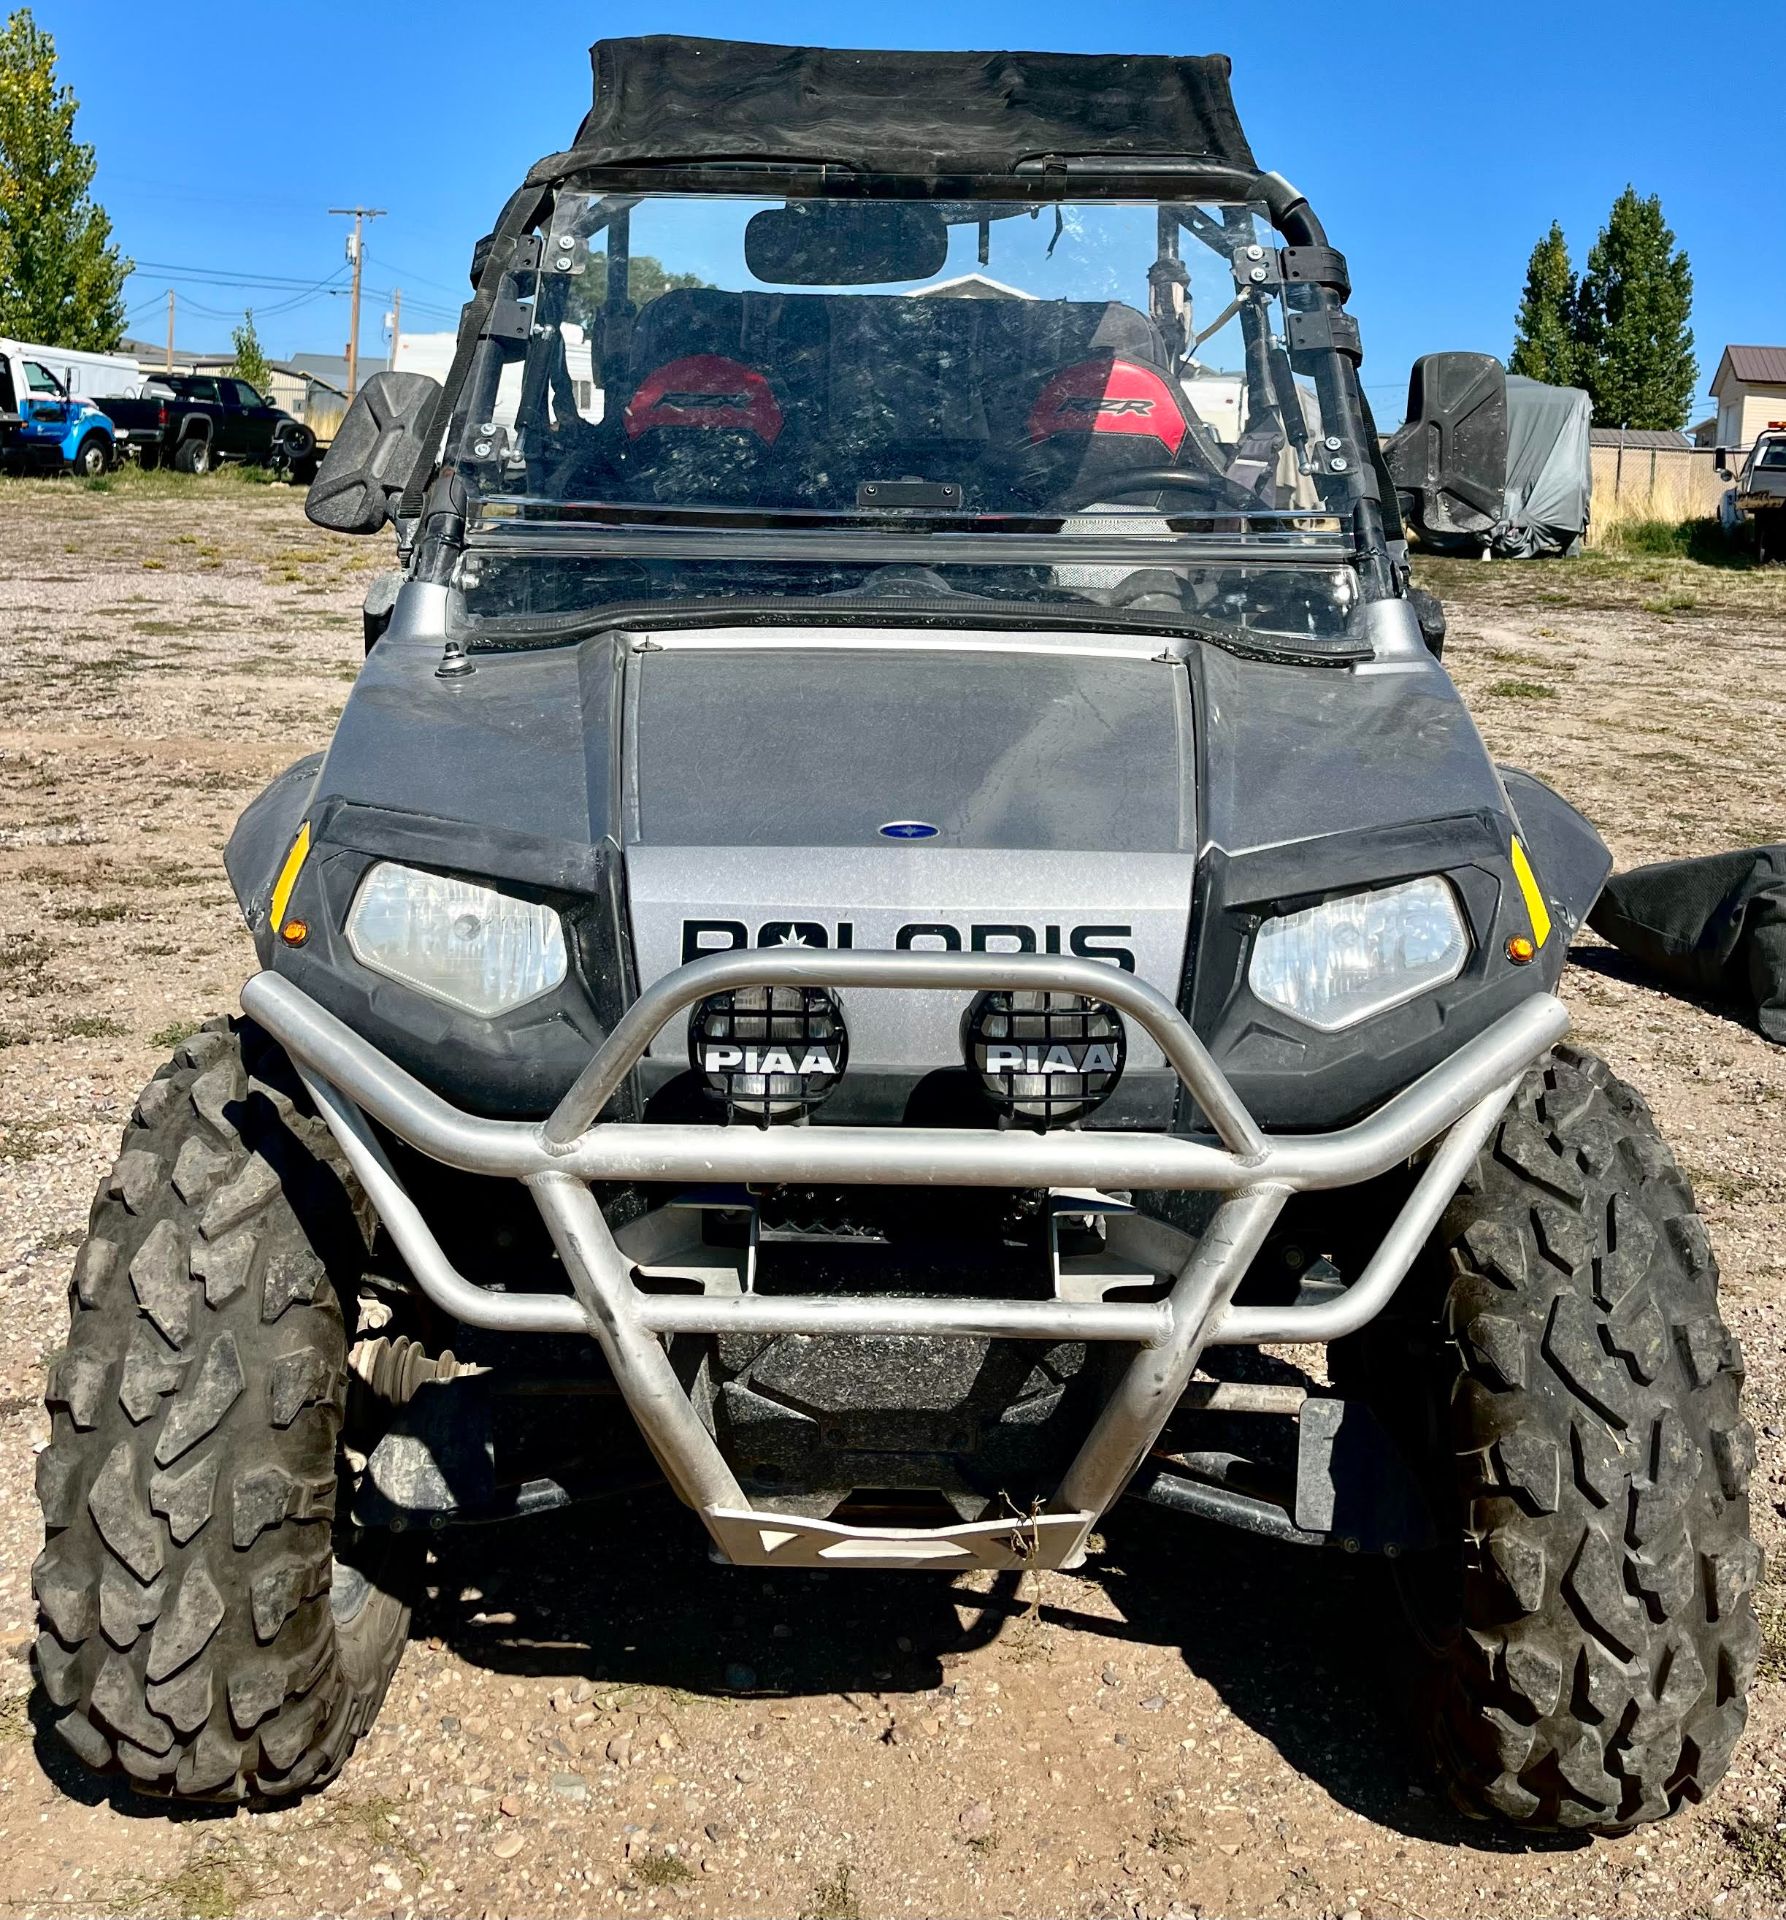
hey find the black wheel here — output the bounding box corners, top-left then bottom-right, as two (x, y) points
(32, 1018), (415, 1800)
(71, 434), (109, 479)
(1340, 1044), (1760, 1832)
(173, 437), (213, 476)
(279, 424), (317, 465)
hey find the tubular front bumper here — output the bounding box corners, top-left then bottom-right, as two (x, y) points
(241, 949), (1568, 1572)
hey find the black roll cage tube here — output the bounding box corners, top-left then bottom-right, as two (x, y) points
(410, 161), (1398, 599)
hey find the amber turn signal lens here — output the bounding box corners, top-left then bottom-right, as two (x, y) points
(1505, 934), (1537, 965)
(280, 918), (310, 947)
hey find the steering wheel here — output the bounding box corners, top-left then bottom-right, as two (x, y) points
(1058, 466), (1265, 516)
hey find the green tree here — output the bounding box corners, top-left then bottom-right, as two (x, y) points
(229, 309), (271, 394)
(569, 251), (707, 329)
(0, 8), (130, 348)
(1573, 187), (1696, 430)
(1509, 221), (1578, 387)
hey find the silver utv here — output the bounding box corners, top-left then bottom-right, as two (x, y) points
(36, 36), (1758, 1829)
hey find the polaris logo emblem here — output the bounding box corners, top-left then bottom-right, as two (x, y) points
(982, 1041), (1121, 1076)
(880, 820), (939, 840)
(700, 1044), (840, 1076)
(683, 919), (1135, 970)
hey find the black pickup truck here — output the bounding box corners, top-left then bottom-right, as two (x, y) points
(97, 373), (317, 476)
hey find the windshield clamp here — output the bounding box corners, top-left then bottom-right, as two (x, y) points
(480, 296), (532, 345)
(1279, 245), (1351, 301)
(1287, 310), (1362, 365)
(857, 480), (962, 511)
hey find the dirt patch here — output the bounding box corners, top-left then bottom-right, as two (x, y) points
(2, 476), (1784, 1917)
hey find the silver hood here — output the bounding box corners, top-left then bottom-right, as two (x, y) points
(620, 628), (1198, 1072)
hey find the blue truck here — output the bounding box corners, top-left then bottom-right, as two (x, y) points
(0, 337), (136, 476)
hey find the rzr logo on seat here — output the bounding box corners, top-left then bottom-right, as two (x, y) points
(659, 388), (755, 410)
(1058, 395), (1157, 419)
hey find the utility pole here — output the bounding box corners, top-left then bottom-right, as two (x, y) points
(329, 206), (386, 402)
(165, 289), (175, 371)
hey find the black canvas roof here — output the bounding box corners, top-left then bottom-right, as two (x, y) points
(539, 36), (1257, 179)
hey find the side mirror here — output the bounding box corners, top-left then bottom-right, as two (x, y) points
(1716, 454), (1734, 482)
(305, 371), (441, 535)
(1383, 353), (1509, 547)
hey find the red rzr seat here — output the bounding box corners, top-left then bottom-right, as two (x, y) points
(1027, 358), (1187, 458)
(624, 354), (784, 444)
(1014, 355), (1190, 509)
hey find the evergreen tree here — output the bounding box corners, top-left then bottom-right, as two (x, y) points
(1573, 187), (1696, 430)
(0, 8), (130, 348)
(569, 252), (707, 330)
(1509, 221), (1578, 387)
(230, 309), (271, 394)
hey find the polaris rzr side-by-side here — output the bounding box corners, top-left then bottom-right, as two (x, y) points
(36, 38), (1758, 1829)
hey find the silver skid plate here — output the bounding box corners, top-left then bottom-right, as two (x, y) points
(705, 1506), (1097, 1570)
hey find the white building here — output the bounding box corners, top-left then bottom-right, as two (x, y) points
(1710, 345), (1786, 453)
(393, 325), (601, 424)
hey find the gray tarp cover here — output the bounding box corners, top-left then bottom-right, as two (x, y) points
(542, 37), (1258, 177)
(1493, 376), (1593, 558)
(1588, 847), (1786, 1043)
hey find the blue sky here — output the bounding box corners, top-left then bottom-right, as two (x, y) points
(45, 0), (1786, 421)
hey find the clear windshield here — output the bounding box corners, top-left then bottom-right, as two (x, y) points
(450, 191), (1371, 648)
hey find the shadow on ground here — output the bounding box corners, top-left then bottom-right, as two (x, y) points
(416, 1486), (1586, 1858)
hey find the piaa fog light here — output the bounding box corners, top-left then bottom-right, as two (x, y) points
(689, 985), (848, 1124)
(963, 990), (1126, 1127)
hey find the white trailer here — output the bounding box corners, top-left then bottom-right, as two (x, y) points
(0, 338), (147, 402)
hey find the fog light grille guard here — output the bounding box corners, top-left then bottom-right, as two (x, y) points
(964, 989), (1126, 1127)
(690, 984), (848, 1124)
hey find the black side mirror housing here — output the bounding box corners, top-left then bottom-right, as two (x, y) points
(305, 371), (442, 535)
(1383, 352), (1509, 548)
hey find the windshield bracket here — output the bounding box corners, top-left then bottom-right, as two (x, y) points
(1279, 244), (1351, 300)
(1286, 309), (1362, 365)
(480, 296), (532, 345)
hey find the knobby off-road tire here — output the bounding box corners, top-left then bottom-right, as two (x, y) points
(1357, 1044), (1761, 1832)
(32, 1018), (411, 1800)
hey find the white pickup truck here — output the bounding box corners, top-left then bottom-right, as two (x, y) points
(1719, 426), (1786, 562)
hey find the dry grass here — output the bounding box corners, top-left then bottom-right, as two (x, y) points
(1587, 445), (1729, 541)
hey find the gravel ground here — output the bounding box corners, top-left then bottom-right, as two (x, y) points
(1, 472), (1783, 1919)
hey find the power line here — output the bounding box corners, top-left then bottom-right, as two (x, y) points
(130, 258), (349, 290)
(361, 251), (469, 299)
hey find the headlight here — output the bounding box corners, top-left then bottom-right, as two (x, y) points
(1248, 876), (1469, 1032)
(346, 863), (567, 1018)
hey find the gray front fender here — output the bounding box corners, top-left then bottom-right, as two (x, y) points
(223, 752), (324, 955)
(1497, 764), (1612, 944)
